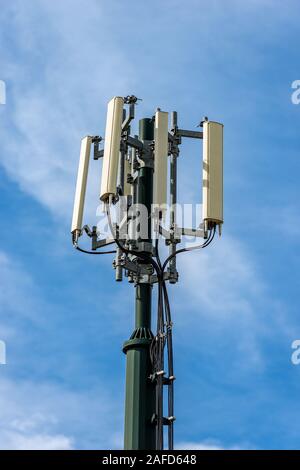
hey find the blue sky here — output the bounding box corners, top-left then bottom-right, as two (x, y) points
(1, 0), (300, 449)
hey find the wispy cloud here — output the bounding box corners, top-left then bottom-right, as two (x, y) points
(0, 0), (134, 220)
(1, 429), (73, 451)
(0, 246), (47, 321)
(0, 377), (121, 449)
(177, 233), (264, 318)
(1, 0), (298, 220)
(172, 231), (295, 374)
(1, 0), (300, 451)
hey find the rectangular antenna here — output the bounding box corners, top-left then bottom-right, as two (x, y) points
(123, 156), (132, 197)
(202, 121), (223, 230)
(100, 96), (124, 201)
(153, 110), (169, 214)
(71, 136), (92, 234)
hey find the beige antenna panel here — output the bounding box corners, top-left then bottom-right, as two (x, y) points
(202, 121), (223, 229)
(71, 136), (93, 234)
(100, 96), (124, 201)
(153, 110), (169, 214)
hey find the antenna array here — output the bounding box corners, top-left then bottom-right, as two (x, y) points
(71, 95), (224, 450)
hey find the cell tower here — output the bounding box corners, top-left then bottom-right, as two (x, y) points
(71, 95), (223, 450)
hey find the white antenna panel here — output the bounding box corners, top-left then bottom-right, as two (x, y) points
(71, 135), (92, 234)
(153, 110), (169, 213)
(100, 96), (124, 201)
(202, 121), (223, 228)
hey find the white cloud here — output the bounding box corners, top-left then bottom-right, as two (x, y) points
(0, 377), (120, 450)
(0, 250), (125, 450)
(1, 430), (73, 451)
(172, 232), (290, 371)
(177, 233), (264, 318)
(0, 0), (297, 221)
(0, 248), (126, 450)
(259, 204), (300, 238)
(0, 0), (134, 220)
(0, 251), (35, 316)
(0, 378), (75, 450)
(0, 250), (49, 334)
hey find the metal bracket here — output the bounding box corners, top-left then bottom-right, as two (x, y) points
(123, 258), (153, 276)
(123, 95), (141, 105)
(126, 135), (143, 151)
(130, 241), (154, 255)
(122, 102), (135, 131)
(168, 131), (181, 155)
(174, 226), (205, 239)
(92, 236), (115, 250)
(92, 136), (103, 160)
(158, 224), (171, 240)
(90, 226), (115, 250)
(177, 128), (203, 140)
(149, 415), (176, 426)
(150, 270), (178, 285)
(137, 141), (154, 169)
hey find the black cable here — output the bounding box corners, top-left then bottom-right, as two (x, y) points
(72, 231), (117, 255)
(106, 203), (166, 449)
(154, 232), (175, 450)
(156, 278), (165, 450)
(162, 280), (174, 450)
(154, 226), (216, 450)
(155, 237), (162, 270)
(162, 226), (216, 272)
(75, 245), (117, 255)
(154, 227), (216, 450)
(155, 234), (165, 448)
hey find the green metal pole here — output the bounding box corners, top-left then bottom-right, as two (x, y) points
(123, 118), (156, 450)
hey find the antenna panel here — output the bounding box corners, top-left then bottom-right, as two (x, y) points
(202, 121), (223, 228)
(71, 136), (92, 233)
(100, 96), (124, 201)
(153, 110), (169, 213)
